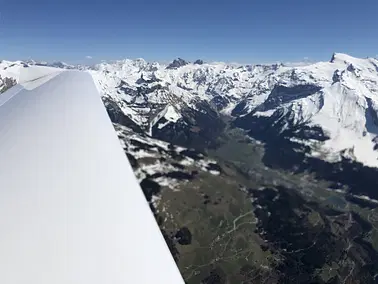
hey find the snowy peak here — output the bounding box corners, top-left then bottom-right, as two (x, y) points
(0, 60), (29, 72)
(330, 52), (368, 65)
(330, 52), (355, 63)
(0, 60), (29, 85)
(166, 58), (189, 69)
(94, 59), (160, 74)
(234, 53), (378, 167)
(43, 61), (75, 69)
(330, 53), (378, 72)
(22, 60), (76, 69)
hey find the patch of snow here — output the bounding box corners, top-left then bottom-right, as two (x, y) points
(157, 120), (171, 129)
(132, 149), (157, 159)
(351, 194), (378, 204)
(164, 105), (181, 123)
(151, 195), (162, 210)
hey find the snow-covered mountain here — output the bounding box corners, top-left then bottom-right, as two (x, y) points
(2, 53), (378, 168)
(89, 58), (284, 149)
(89, 54), (378, 168)
(0, 60), (25, 92)
(90, 58), (281, 120)
(234, 53), (378, 168)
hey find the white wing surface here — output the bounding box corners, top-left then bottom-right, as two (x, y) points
(0, 67), (184, 284)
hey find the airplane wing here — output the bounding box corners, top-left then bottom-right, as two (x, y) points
(0, 67), (184, 283)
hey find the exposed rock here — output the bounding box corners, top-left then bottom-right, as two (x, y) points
(166, 58), (188, 69)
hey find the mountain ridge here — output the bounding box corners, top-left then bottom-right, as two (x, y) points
(2, 53), (378, 168)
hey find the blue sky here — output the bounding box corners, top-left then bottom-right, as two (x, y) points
(0, 0), (377, 64)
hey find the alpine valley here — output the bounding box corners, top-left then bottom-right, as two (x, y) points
(2, 53), (378, 283)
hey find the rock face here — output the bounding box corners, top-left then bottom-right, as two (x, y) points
(166, 58), (189, 69)
(0, 75), (16, 93)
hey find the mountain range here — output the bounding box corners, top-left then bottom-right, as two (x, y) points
(2, 54), (378, 283)
(3, 53), (376, 168)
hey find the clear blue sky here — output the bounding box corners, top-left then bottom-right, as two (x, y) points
(0, 0), (377, 64)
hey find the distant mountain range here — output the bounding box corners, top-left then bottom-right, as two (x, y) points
(2, 54), (378, 167)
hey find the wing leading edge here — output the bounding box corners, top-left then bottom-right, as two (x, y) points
(0, 67), (184, 283)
